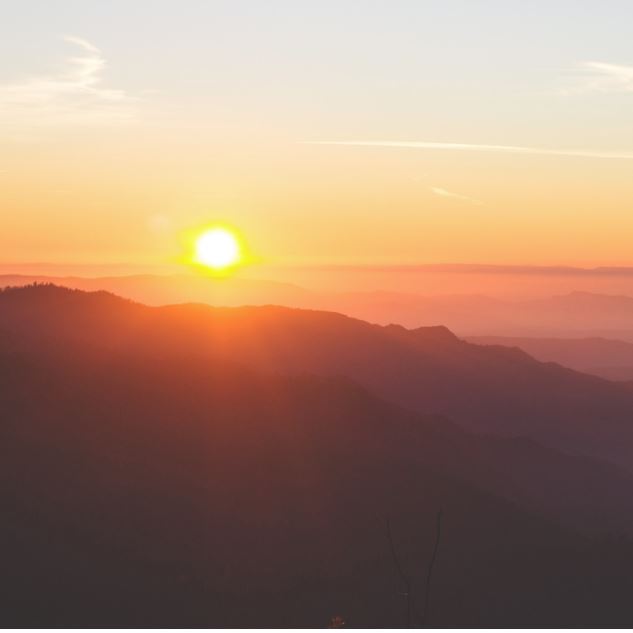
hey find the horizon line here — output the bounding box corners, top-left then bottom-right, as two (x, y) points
(5, 263), (633, 277)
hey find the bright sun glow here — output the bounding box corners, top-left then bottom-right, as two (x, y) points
(194, 228), (241, 270)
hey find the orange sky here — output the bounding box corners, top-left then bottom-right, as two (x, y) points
(2, 2), (633, 277)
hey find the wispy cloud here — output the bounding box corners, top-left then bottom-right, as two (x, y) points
(430, 186), (482, 206)
(565, 61), (633, 95)
(0, 36), (138, 133)
(306, 140), (633, 160)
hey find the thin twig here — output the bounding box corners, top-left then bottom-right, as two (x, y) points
(385, 517), (411, 628)
(421, 509), (442, 627)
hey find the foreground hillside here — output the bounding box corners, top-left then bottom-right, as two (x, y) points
(3, 285), (633, 626)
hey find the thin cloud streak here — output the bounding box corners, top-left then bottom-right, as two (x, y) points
(430, 187), (482, 206)
(306, 140), (633, 160)
(0, 36), (138, 132)
(62, 36), (100, 54)
(567, 61), (633, 94)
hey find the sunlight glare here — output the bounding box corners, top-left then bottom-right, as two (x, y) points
(194, 228), (241, 270)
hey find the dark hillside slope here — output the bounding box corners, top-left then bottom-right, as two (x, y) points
(3, 286), (633, 625)
(2, 340), (633, 627)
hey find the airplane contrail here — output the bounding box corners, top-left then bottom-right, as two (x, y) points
(305, 140), (633, 160)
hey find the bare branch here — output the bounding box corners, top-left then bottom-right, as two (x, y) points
(385, 516), (412, 627)
(421, 509), (442, 627)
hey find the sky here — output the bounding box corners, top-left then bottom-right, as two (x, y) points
(2, 0), (633, 273)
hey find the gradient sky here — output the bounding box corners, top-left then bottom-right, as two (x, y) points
(2, 0), (633, 271)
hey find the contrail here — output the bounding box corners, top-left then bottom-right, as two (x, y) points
(305, 140), (633, 160)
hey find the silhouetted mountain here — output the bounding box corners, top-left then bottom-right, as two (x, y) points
(467, 334), (633, 382)
(325, 290), (633, 340)
(5, 285), (633, 531)
(8, 284), (633, 469)
(0, 273), (313, 307)
(7, 274), (633, 340)
(5, 285), (633, 626)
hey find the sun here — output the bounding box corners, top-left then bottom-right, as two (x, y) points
(194, 227), (241, 270)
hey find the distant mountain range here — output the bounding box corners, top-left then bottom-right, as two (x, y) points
(7, 273), (633, 339)
(330, 289), (633, 339)
(4, 284), (633, 625)
(0, 273), (314, 308)
(467, 335), (633, 382)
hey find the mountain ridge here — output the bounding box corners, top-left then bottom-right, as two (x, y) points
(5, 284), (633, 625)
